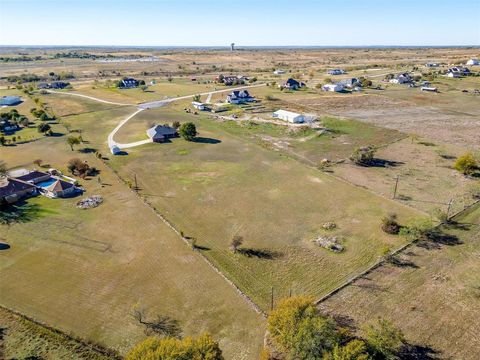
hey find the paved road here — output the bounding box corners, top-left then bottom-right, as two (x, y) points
(50, 83), (267, 150)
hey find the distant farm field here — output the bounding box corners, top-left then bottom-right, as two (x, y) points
(320, 203), (480, 360)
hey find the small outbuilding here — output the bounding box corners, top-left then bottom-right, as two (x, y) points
(110, 145), (122, 155)
(322, 83), (344, 92)
(466, 59), (479, 66)
(0, 96), (22, 106)
(42, 179), (76, 198)
(146, 125), (178, 142)
(272, 110), (305, 123)
(192, 101), (206, 110)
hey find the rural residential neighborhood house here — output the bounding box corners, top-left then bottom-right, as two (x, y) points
(322, 83), (344, 92)
(425, 63), (440, 67)
(120, 77), (139, 88)
(466, 59), (479, 66)
(0, 119), (19, 133)
(0, 96), (22, 106)
(192, 101), (206, 110)
(15, 170), (51, 184)
(0, 177), (36, 204)
(226, 90), (255, 104)
(328, 69), (346, 75)
(273, 69), (286, 75)
(446, 67), (471, 77)
(389, 73), (412, 84)
(146, 125), (178, 142)
(41, 179), (76, 198)
(339, 78), (360, 88)
(273, 110), (305, 123)
(281, 78), (305, 90)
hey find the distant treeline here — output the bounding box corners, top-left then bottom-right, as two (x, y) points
(0, 55), (44, 62)
(5, 71), (75, 83)
(0, 51), (151, 63)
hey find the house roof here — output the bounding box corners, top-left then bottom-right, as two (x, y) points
(44, 179), (74, 193)
(15, 171), (50, 182)
(284, 78), (300, 86)
(0, 177), (35, 199)
(147, 125), (177, 138)
(273, 110), (302, 118)
(0, 96), (22, 105)
(229, 90), (251, 98)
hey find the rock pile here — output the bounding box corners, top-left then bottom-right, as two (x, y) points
(313, 236), (344, 253)
(77, 195), (103, 209)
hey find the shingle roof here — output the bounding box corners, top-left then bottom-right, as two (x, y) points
(44, 179), (74, 192)
(15, 171), (50, 182)
(0, 178), (35, 198)
(146, 125), (177, 138)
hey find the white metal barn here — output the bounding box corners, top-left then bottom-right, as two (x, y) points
(273, 110), (305, 123)
(322, 83), (344, 92)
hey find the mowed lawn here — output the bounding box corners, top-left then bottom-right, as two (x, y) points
(320, 203), (480, 359)
(109, 105), (424, 311)
(0, 131), (265, 359)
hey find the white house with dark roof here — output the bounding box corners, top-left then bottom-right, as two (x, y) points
(226, 90), (255, 104)
(281, 78), (306, 90)
(120, 78), (139, 88)
(466, 59), (479, 66)
(328, 69), (346, 75)
(389, 73), (412, 84)
(322, 83), (344, 92)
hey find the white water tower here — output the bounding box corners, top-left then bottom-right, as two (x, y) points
(230, 43), (235, 52)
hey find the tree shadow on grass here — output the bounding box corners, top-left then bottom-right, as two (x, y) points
(237, 247), (283, 259)
(367, 158), (404, 168)
(400, 342), (441, 360)
(417, 229), (462, 250)
(192, 137), (221, 144)
(79, 147), (97, 154)
(0, 243), (10, 250)
(0, 201), (43, 226)
(387, 255), (419, 269)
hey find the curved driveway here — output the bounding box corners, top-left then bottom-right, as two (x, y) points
(50, 83), (266, 150)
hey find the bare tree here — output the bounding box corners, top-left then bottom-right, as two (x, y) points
(131, 305), (182, 338)
(230, 235), (243, 253)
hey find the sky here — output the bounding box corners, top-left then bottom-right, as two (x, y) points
(0, 0), (479, 47)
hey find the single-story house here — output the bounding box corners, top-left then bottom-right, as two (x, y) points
(273, 110), (305, 123)
(322, 83), (344, 92)
(425, 63), (439, 67)
(389, 73), (412, 84)
(421, 87), (438, 92)
(15, 170), (51, 184)
(37, 83), (50, 89)
(273, 69), (286, 75)
(192, 101), (206, 110)
(466, 59), (479, 66)
(146, 125), (178, 142)
(0, 177), (36, 204)
(41, 179), (76, 198)
(121, 78), (139, 88)
(0, 96), (22, 106)
(281, 78), (306, 90)
(328, 69), (345, 75)
(339, 78), (360, 88)
(50, 81), (69, 89)
(226, 90), (255, 104)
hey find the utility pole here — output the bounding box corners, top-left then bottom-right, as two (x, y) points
(392, 175), (399, 199)
(270, 286), (274, 311)
(134, 173), (138, 191)
(446, 198), (453, 220)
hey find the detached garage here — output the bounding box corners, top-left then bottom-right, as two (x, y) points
(272, 110), (305, 124)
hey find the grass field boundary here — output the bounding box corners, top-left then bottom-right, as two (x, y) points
(100, 156), (268, 318)
(0, 304), (120, 359)
(314, 199), (480, 306)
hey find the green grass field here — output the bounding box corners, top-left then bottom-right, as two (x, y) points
(0, 307), (116, 360)
(320, 203), (480, 359)
(0, 128), (265, 359)
(109, 104), (423, 311)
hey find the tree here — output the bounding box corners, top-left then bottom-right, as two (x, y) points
(350, 146), (376, 166)
(179, 122), (197, 141)
(126, 333), (223, 360)
(268, 296), (338, 359)
(140, 84), (148, 92)
(0, 161), (7, 178)
(381, 214), (400, 234)
(33, 159), (43, 168)
(230, 235), (243, 253)
(66, 136), (81, 151)
(193, 94), (201, 102)
(363, 319), (404, 360)
(0, 136), (5, 146)
(37, 123), (51, 134)
(324, 340), (371, 360)
(171, 121), (181, 129)
(454, 152), (478, 175)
